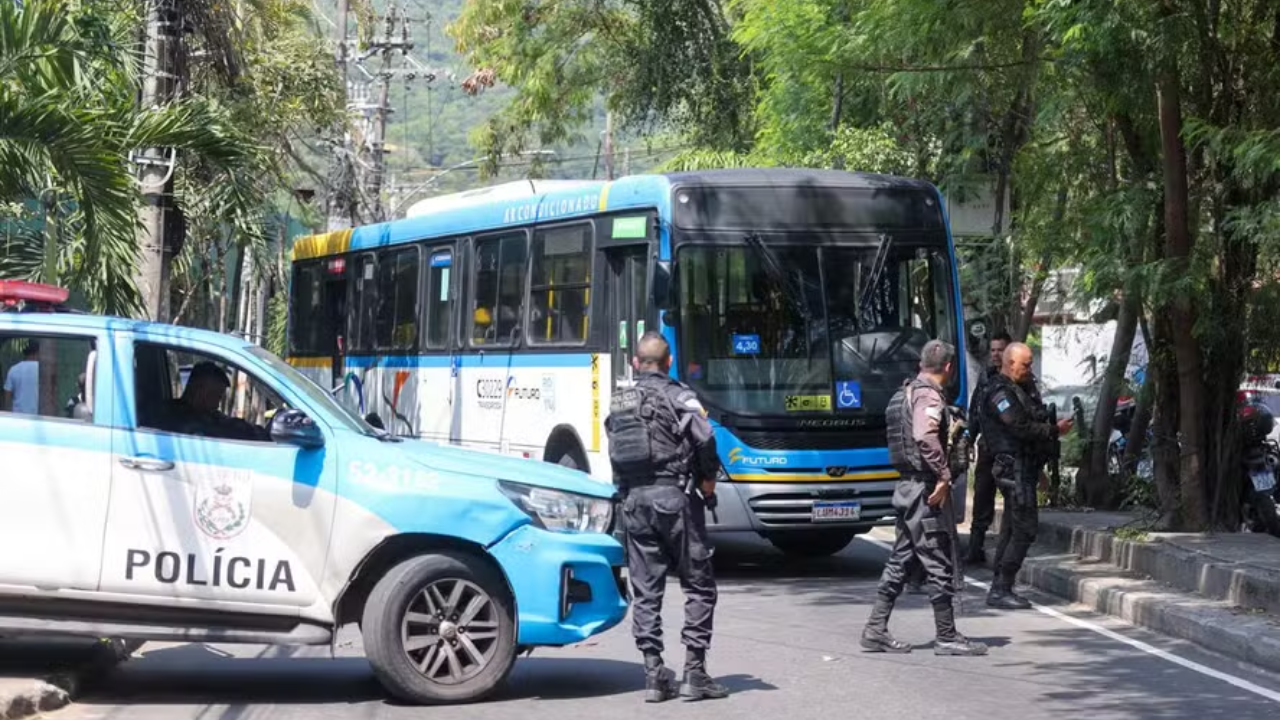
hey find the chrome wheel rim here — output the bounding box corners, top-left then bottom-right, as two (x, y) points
(401, 578), (500, 685)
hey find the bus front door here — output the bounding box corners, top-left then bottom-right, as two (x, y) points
(605, 246), (649, 394)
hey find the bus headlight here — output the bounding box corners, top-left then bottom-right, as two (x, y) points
(498, 481), (613, 534)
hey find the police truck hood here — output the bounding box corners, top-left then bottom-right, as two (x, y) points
(392, 438), (614, 499)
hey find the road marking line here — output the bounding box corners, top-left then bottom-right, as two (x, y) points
(859, 535), (1280, 704)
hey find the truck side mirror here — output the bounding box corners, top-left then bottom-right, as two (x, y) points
(269, 408), (325, 450)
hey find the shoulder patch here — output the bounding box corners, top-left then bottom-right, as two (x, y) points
(924, 405), (942, 421)
(997, 398), (1011, 413)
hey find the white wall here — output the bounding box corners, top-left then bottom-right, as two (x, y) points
(1039, 322), (1148, 389)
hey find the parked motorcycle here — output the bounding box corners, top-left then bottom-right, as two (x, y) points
(1236, 397), (1280, 537)
(1107, 396), (1153, 481)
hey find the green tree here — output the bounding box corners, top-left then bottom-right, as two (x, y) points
(0, 0), (252, 314)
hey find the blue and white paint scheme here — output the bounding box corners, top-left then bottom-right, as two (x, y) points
(287, 169), (969, 558)
(0, 309), (626, 703)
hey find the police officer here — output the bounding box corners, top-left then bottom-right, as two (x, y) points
(861, 340), (988, 656)
(604, 331), (729, 703)
(980, 342), (1072, 609)
(965, 329), (1012, 564)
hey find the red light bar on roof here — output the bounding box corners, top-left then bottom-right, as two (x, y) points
(0, 281), (69, 306)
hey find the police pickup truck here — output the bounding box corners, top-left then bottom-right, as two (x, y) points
(0, 281), (627, 704)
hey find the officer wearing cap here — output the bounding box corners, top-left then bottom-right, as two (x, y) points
(980, 342), (1072, 609)
(860, 339), (987, 656)
(604, 331), (728, 703)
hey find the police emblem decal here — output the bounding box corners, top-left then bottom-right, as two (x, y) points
(194, 471), (252, 540)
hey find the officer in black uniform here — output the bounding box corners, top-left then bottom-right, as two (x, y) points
(604, 331), (729, 703)
(860, 340), (988, 656)
(980, 342), (1072, 609)
(965, 329), (1012, 564)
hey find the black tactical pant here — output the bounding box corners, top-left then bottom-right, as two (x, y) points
(991, 454), (1041, 586)
(622, 484), (716, 656)
(970, 445), (997, 537)
(872, 478), (957, 606)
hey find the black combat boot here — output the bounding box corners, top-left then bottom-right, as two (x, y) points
(859, 595), (912, 653)
(985, 575), (1032, 610)
(932, 600), (989, 656)
(643, 652), (678, 703)
(965, 531), (986, 564)
(679, 647), (729, 701)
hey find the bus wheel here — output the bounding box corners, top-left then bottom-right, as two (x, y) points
(768, 530), (858, 558)
(361, 552), (517, 705)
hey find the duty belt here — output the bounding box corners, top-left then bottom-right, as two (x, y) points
(897, 471), (934, 483)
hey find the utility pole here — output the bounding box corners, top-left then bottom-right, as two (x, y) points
(368, 76), (393, 222)
(348, 6), (445, 223)
(134, 0), (183, 321)
(325, 0), (354, 231)
(603, 111), (615, 180)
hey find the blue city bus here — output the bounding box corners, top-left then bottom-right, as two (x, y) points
(287, 169), (968, 557)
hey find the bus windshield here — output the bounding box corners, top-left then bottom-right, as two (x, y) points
(676, 236), (957, 418)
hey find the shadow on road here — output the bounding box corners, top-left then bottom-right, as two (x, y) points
(82, 642), (777, 709)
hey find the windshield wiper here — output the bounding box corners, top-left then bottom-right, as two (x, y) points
(858, 233), (892, 320)
(744, 232), (812, 322)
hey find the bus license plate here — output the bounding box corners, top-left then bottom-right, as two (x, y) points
(812, 501), (861, 522)
(1251, 470), (1277, 493)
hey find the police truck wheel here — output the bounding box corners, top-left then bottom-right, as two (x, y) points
(768, 530), (858, 557)
(361, 552), (517, 705)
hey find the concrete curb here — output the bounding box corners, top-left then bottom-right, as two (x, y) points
(0, 639), (134, 720)
(999, 509), (1280, 616)
(1020, 553), (1280, 674)
(992, 508), (1280, 674)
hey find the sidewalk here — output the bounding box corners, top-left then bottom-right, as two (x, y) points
(984, 507), (1280, 674)
(0, 638), (131, 719)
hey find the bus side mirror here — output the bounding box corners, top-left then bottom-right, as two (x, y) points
(652, 260), (673, 310)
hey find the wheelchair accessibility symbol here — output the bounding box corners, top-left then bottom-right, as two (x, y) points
(835, 381), (862, 409)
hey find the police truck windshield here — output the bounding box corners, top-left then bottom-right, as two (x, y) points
(675, 238), (956, 418)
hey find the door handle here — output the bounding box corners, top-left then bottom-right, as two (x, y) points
(119, 456), (175, 472)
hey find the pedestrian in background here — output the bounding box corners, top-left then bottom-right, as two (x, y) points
(3, 341), (39, 415)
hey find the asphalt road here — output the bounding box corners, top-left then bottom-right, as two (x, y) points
(54, 530), (1280, 720)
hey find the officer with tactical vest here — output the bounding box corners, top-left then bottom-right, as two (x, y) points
(604, 331), (729, 703)
(965, 329), (1012, 564)
(980, 341), (1072, 609)
(860, 340), (988, 656)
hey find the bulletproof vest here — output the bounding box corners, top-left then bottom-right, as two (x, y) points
(980, 375), (1040, 456)
(886, 377), (944, 476)
(969, 366), (998, 438)
(605, 373), (690, 486)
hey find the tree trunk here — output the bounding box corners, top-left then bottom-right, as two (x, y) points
(135, 0), (183, 321)
(1149, 312), (1182, 528)
(1080, 291), (1141, 507)
(1156, 31), (1207, 530)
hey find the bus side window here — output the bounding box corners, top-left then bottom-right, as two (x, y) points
(374, 246), (421, 352)
(529, 223), (592, 345)
(470, 232), (527, 347)
(425, 249), (453, 350)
